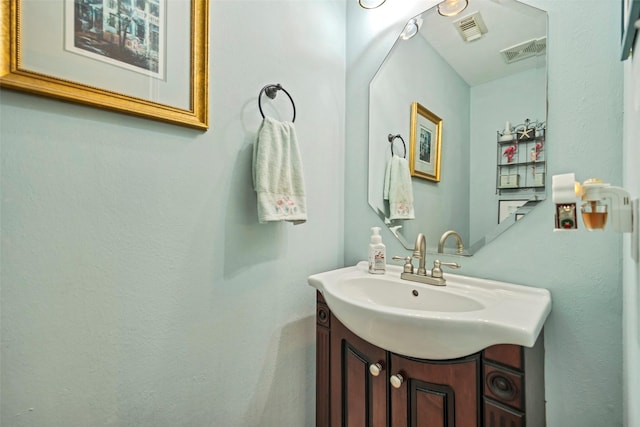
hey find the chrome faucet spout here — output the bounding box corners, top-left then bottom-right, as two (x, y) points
(438, 230), (465, 254)
(393, 232), (461, 286)
(413, 233), (427, 275)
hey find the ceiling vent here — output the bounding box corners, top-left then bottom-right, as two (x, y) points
(500, 37), (547, 63)
(453, 12), (488, 42)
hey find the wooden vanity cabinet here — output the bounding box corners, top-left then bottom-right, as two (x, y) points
(389, 352), (480, 426)
(316, 292), (545, 427)
(482, 342), (546, 427)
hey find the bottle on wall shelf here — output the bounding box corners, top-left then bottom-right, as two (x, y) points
(368, 227), (386, 274)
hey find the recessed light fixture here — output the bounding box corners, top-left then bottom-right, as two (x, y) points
(437, 0), (469, 17)
(401, 17), (423, 40)
(359, 0), (386, 9)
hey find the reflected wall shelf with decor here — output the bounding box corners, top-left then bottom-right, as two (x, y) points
(496, 119), (546, 197)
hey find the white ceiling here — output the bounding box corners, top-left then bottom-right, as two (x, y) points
(418, 0), (547, 86)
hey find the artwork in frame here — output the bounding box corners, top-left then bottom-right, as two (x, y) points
(498, 199), (527, 224)
(621, 0), (640, 60)
(409, 101), (442, 182)
(0, 0), (209, 130)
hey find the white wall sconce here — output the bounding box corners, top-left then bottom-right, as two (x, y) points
(359, 0), (386, 9)
(438, 0), (469, 17)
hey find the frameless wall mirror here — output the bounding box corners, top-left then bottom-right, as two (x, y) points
(368, 0), (547, 255)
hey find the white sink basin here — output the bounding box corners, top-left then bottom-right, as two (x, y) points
(308, 261), (551, 360)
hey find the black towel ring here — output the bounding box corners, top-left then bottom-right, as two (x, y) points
(258, 83), (296, 122)
(388, 134), (406, 158)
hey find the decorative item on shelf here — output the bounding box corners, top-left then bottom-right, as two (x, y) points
(503, 145), (517, 163)
(530, 143), (543, 161)
(515, 118), (536, 141)
(496, 118), (546, 195)
(499, 174), (520, 189)
(498, 121), (514, 142)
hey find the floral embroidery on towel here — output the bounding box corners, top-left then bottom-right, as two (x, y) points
(395, 203), (412, 217)
(275, 196), (299, 215)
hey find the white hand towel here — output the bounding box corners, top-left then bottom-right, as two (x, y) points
(383, 155), (415, 220)
(252, 117), (307, 224)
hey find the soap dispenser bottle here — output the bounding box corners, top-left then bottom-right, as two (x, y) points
(368, 227), (386, 274)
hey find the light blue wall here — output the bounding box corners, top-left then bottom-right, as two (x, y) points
(469, 66), (546, 243)
(1, 0), (633, 425)
(623, 34), (640, 427)
(369, 32), (470, 247)
(0, 1), (345, 426)
(346, 0), (624, 425)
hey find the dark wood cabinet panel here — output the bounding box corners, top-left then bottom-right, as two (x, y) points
(330, 314), (387, 427)
(483, 364), (523, 411)
(389, 353), (480, 427)
(484, 399), (525, 427)
(317, 326), (331, 426)
(483, 344), (523, 370)
(315, 292), (545, 427)
(316, 295), (331, 426)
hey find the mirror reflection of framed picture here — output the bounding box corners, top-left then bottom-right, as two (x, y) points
(621, 0), (640, 60)
(409, 102), (442, 182)
(498, 199), (527, 224)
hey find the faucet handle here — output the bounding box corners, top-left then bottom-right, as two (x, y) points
(392, 256), (414, 274)
(431, 260), (460, 278)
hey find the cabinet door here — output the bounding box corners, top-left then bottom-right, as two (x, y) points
(484, 399), (524, 427)
(331, 316), (388, 427)
(389, 353), (480, 427)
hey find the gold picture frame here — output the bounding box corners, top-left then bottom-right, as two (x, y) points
(409, 101), (442, 182)
(621, 0), (640, 60)
(0, 0), (209, 130)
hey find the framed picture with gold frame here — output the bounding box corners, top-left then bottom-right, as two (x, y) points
(409, 101), (442, 182)
(0, 0), (209, 130)
(621, 0), (640, 60)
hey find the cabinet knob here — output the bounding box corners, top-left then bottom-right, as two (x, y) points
(390, 374), (404, 389)
(369, 362), (384, 377)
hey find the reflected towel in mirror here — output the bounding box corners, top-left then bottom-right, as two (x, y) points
(383, 155), (415, 220)
(252, 117), (307, 224)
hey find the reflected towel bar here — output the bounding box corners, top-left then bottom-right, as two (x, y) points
(388, 134), (406, 158)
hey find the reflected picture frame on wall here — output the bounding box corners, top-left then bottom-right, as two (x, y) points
(621, 0), (640, 60)
(0, 0), (209, 130)
(498, 199), (527, 224)
(409, 101), (442, 182)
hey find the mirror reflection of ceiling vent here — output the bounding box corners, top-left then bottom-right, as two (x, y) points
(500, 37), (547, 63)
(454, 12), (488, 42)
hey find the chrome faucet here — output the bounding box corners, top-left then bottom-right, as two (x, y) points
(437, 230), (465, 254)
(413, 233), (427, 275)
(392, 233), (461, 286)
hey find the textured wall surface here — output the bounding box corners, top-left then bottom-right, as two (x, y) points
(623, 34), (640, 427)
(1, 0), (633, 426)
(1, 2), (345, 426)
(345, 0), (624, 424)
